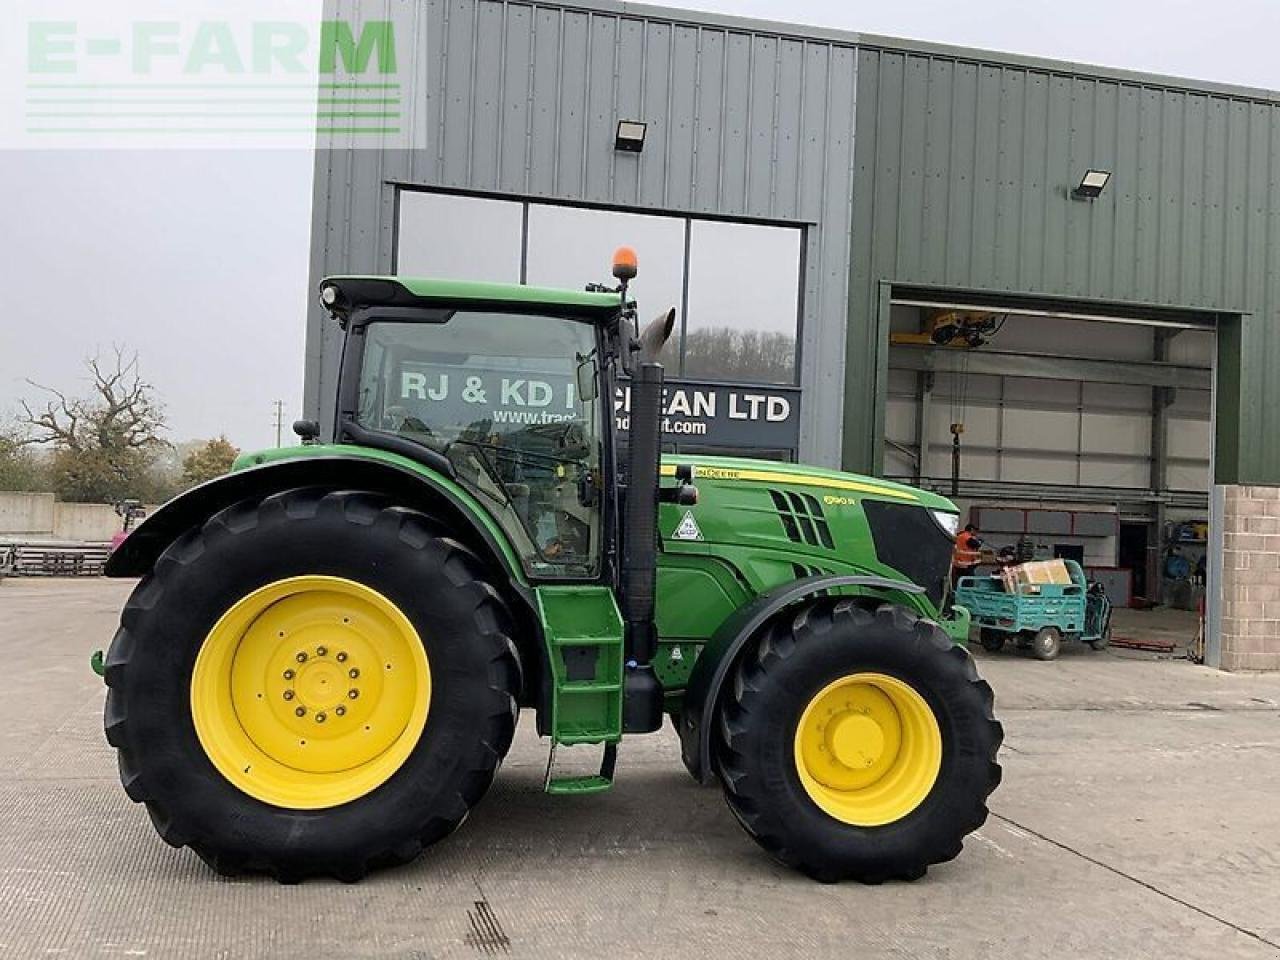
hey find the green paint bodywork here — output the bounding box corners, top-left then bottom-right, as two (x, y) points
(651, 454), (967, 687)
(333, 275), (624, 313)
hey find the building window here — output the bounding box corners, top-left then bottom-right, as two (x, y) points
(683, 220), (801, 385)
(396, 192), (523, 282)
(524, 204), (685, 369)
(395, 189), (804, 387)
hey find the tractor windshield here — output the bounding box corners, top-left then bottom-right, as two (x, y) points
(354, 311), (604, 579)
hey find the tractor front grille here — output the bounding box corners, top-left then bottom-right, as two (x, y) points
(769, 490), (835, 549)
(862, 501), (952, 609)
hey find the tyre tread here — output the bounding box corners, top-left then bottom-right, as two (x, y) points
(102, 487), (519, 883)
(715, 599), (1002, 883)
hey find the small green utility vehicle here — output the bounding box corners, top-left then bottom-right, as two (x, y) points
(957, 560), (1113, 660)
(100, 250), (1001, 884)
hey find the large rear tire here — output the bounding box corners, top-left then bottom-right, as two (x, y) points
(103, 488), (520, 882)
(715, 601), (1002, 883)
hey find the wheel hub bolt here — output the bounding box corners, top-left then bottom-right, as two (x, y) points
(283, 669), (295, 681)
(295, 706), (306, 717)
(315, 712), (327, 723)
(336, 652), (348, 663)
(317, 646), (328, 657)
(348, 668), (360, 679)
(348, 689), (360, 700)
(296, 652), (308, 663)
(335, 706), (346, 717)
(283, 690), (295, 701)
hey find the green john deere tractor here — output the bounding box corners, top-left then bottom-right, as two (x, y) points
(100, 249), (1001, 883)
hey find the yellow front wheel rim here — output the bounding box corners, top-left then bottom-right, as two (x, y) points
(794, 672), (942, 826)
(191, 576), (431, 809)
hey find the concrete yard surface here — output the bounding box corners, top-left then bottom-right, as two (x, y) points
(2, 578), (1278, 960)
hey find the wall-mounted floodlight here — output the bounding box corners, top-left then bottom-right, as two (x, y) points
(615, 120), (647, 153)
(1072, 169), (1111, 200)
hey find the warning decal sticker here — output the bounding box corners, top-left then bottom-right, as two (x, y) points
(672, 511), (703, 541)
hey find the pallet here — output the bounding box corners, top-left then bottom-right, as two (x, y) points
(0, 541), (111, 577)
(1109, 634), (1177, 653)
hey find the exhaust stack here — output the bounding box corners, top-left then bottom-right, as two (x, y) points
(614, 256), (676, 732)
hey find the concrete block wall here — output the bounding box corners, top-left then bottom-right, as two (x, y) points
(1221, 485), (1280, 671)
(51, 503), (128, 542)
(0, 491), (159, 542)
(0, 492), (57, 535)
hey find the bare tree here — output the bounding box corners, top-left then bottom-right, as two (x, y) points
(22, 347), (166, 454)
(681, 327), (796, 383)
(19, 347), (169, 503)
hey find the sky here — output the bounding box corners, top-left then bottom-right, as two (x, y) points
(2, 0), (1279, 452)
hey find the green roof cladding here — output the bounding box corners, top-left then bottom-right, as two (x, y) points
(845, 45), (1280, 484)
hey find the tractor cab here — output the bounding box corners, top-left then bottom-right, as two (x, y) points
(314, 254), (673, 584)
(319, 280), (618, 580)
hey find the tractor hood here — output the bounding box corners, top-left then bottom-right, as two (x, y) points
(657, 455), (959, 611)
(660, 455), (957, 514)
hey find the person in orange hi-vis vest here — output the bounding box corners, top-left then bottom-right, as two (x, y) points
(951, 524), (983, 586)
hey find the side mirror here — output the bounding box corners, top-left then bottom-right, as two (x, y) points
(636, 307), (677, 364)
(293, 419), (321, 443)
(658, 461), (698, 506)
(575, 355), (600, 402)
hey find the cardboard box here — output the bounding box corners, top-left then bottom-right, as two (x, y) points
(1009, 559), (1072, 586)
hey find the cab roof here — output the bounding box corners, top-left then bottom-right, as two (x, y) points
(320, 275), (624, 317)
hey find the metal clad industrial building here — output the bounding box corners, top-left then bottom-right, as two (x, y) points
(308, 0), (1280, 485)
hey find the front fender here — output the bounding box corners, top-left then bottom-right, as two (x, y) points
(105, 452), (525, 585)
(676, 573), (926, 785)
(940, 604), (972, 643)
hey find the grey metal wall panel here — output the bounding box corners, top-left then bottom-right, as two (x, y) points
(847, 46), (1280, 481)
(307, 0), (425, 422)
(309, 0), (861, 466)
(1027, 511), (1070, 536)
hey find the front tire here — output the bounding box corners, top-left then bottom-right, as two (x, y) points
(1088, 624), (1111, 651)
(979, 628), (1006, 653)
(1030, 627), (1062, 661)
(715, 601), (1002, 883)
(103, 488), (520, 882)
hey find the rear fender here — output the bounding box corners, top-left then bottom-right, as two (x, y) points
(677, 573), (926, 785)
(105, 453), (524, 583)
(104, 451), (555, 715)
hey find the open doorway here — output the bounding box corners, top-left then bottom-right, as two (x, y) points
(1118, 522), (1149, 602)
(881, 290), (1216, 661)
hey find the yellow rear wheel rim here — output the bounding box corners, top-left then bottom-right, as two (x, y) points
(190, 576), (430, 809)
(794, 672), (942, 826)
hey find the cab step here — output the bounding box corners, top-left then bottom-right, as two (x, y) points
(543, 741), (617, 795)
(535, 586), (625, 745)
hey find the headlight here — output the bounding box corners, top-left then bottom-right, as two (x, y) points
(930, 509), (960, 538)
